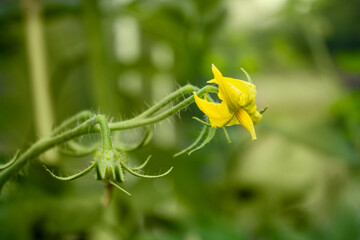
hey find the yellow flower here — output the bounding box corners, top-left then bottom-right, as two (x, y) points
(194, 64), (262, 140)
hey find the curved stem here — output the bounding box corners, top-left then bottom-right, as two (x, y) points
(0, 85), (218, 190)
(0, 116), (98, 189)
(0, 150), (21, 170)
(134, 84), (197, 119)
(110, 85), (218, 130)
(51, 110), (93, 136)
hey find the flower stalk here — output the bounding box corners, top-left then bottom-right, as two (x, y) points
(97, 115), (113, 151)
(0, 84), (217, 191)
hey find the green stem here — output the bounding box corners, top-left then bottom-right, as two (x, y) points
(134, 84), (198, 119)
(51, 110), (93, 136)
(0, 117), (98, 189)
(110, 85), (217, 130)
(83, 0), (114, 113)
(222, 127), (232, 144)
(23, 0), (54, 140)
(0, 85), (218, 190)
(97, 115), (113, 150)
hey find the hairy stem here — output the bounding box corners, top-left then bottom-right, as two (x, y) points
(97, 115), (113, 150)
(51, 110), (94, 136)
(0, 85), (218, 190)
(0, 117), (98, 189)
(134, 84), (198, 119)
(110, 85), (217, 130)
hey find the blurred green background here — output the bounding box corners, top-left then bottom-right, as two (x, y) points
(1, 0), (360, 239)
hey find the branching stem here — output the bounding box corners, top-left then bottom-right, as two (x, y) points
(0, 85), (218, 190)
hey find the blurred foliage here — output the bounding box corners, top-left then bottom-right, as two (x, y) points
(0, 0), (360, 239)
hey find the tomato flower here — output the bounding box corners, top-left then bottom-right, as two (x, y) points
(194, 64), (262, 140)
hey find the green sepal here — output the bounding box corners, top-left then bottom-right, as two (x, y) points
(132, 155), (151, 171)
(44, 161), (96, 181)
(121, 161), (173, 179)
(112, 162), (124, 183)
(240, 68), (253, 84)
(109, 180), (132, 196)
(94, 148), (127, 182)
(95, 149), (106, 180)
(173, 125), (208, 157)
(192, 117), (211, 126)
(188, 127), (216, 155)
(259, 106), (268, 114)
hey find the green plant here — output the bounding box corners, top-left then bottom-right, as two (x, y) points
(0, 84), (218, 195)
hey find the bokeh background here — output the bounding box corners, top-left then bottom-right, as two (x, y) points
(1, 0), (360, 239)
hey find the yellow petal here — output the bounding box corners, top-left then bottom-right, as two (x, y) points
(211, 64), (223, 79)
(209, 76), (256, 108)
(224, 77), (256, 105)
(235, 108), (257, 140)
(211, 64), (238, 112)
(194, 93), (234, 128)
(225, 115), (239, 126)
